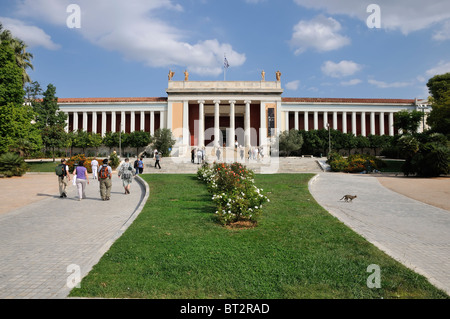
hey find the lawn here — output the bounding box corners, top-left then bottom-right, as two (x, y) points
(69, 173), (448, 299)
(26, 160), (59, 172)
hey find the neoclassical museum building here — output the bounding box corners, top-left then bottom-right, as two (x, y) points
(58, 72), (429, 157)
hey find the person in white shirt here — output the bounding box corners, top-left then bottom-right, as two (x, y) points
(91, 158), (99, 179)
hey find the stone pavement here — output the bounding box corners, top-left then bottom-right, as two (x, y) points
(0, 173), (148, 299)
(308, 172), (450, 296)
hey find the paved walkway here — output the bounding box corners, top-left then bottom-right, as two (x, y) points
(0, 174), (148, 298)
(309, 172), (450, 296)
(1, 158), (449, 298)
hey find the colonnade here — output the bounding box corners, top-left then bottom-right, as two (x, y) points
(285, 110), (395, 136)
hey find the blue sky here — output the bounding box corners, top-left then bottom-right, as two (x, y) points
(1, 0), (450, 100)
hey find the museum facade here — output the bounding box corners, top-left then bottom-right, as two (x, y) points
(58, 77), (429, 157)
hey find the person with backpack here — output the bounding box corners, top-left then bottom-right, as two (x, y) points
(56, 159), (70, 198)
(73, 160), (89, 201)
(118, 158), (135, 194)
(134, 157), (139, 175)
(154, 153), (161, 169)
(98, 158), (112, 201)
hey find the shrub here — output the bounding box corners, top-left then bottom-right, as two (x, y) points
(198, 162), (269, 226)
(328, 153), (383, 173)
(66, 154), (92, 173)
(0, 153), (28, 177)
(109, 152), (120, 170)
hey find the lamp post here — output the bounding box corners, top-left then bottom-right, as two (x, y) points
(326, 122), (331, 156)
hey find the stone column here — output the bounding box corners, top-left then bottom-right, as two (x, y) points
(389, 112), (394, 136)
(229, 100), (236, 148)
(333, 111), (338, 130)
(160, 111), (165, 129)
(64, 113), (69, 133)
(244, 100), (251, 147)
(323, 111), (328, 129)
(361, 111), (366, 136)
(101, 112), (106, 137)
(140, 111), (145, 132)
(214, 100), (221, 147)
(150, 111), (155, 135)
(111, 111), (116, 133)
(130, 111), (135, 133)
(92, 111), (97, 134)
(370, 112), (376, 135)
(342, 111), (347, 133)
(198, 100), (205, 148)
(73, 112), (78, 132)
(304, 111), (309, 131)
(260, 102), (267, 148)
(294, 111), (299, 130)
(82, 112), (88, 132)
(121, 111), (125, 132)
(351, 112), (357, 135)
(183, 101), (189, 147)
(314, 111), (318, 130)
(379, 112), (385, 135)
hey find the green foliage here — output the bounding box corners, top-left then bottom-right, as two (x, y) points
(198, 162), (269, 226)
(427, 90), (450, 137)
(394, 110), (423, 134)
(153, 128), (176, 157)
(278, 129), (303, 156)
(427, 72), (450, 103)
(32, 83), (67, 129)
(0, 40), (24, 105)
(0, 152), (28, 177)
(66, 154), (92, 173)
(127, 130), (152, 155)
(109, 151), (120, 170)
(327, 152), (383, 173)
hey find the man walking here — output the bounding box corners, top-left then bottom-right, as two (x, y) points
(98, 159), (112, 201)
(91, 157), (99, 179)
(56, 159), (70, 198)
(154, 152), (161, 169)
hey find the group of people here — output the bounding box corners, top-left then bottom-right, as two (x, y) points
(56, 156), (138, 201)
(191, 147), (206, 164)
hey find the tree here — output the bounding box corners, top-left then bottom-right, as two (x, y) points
(41, 125), (67, 162)
(355, 135), (370, 154)
(427, 90), (450, 137)
(153, 128), (176, 157)
(128, 131), (152, 156)
(278, 129), (303, 156)
(368, 134), (389, 156)
(1, 23), (34, 86)
(394, 110), (422, 134)
(427, 72), (450, 103)
(32, 83), (67, 129)
(341, 133), (357, 155)
(0, 40), (41, 155)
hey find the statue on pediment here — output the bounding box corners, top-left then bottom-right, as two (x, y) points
(168, 70), (175, 81)
(276, 70), (281, 81)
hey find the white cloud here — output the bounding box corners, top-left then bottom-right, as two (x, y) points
(285, 80), (300, 90)
(368, 79), (413, 89)
(321, 60), (362, 78)
(293, 0), (450, 35)
(433, 21), (450, 41)
(0, 17), (60, 50)
(290, 15), (350, 54)
(341, 79), (362, 86)
(425, 61), (450, 77)
(13, 0), (245, 76)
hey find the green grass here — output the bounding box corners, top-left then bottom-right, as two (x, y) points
(26, 161), (59, 172)
(69, 174), (448, 299)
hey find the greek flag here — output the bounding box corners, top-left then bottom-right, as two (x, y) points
(224, 57), (230, 69)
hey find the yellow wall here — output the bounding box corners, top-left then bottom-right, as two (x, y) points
(172, 102), (183, 138)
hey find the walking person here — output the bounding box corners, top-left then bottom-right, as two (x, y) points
(134, 157), (139, 175)
(197, 148), (203, 164)
(98, 159), (112, 201)
(154, 152), (161, 169)
(73, 160), (89, 201)
(118, 158), (135, 194)
(56, 158), (70, 198)
(138, 157), (144, 174)
(91, 157), (99, 179)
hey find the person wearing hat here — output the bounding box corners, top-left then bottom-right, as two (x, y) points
(98, 158), (112, 201)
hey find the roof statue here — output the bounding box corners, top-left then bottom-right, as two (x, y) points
(168, 70), (175, 81)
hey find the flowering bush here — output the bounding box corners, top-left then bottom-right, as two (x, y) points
(67, 154), (92, 173)
(198, 162), (269, 226)
(328, 153), (382, 173)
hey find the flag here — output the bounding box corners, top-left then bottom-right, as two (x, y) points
(224, 57), (230, 69)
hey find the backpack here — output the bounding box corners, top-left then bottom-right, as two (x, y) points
(99, 166), (110, 179)
(122, 164), (133, 179)
(55, 164), (65, 176)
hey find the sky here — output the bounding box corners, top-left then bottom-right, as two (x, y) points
(1, 0), (450, 100)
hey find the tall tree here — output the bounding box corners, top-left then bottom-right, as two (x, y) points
(426, 73), (450, 136)
(278, 129), (303, 157)
(32, 83), (67, 129)
(394, 110), (423, 134)
(0, 23), (34, 85)
(128, 131), (152, 156)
